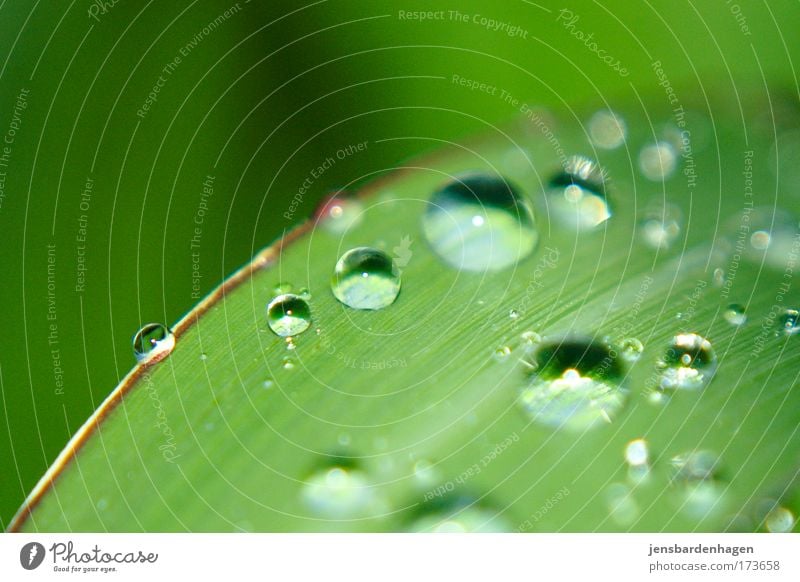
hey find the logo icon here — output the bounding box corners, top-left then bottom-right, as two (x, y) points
(392, 235), (413, 273)
(20, 542), (45, 570)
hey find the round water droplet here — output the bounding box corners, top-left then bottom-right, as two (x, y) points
(422, 173), (538, 271)
(625, 439), (649, 467)
(331, 247), (401, 310)
(132, 323), (175, 362)
(657, 333), (717, 390)
(266, 293), (311, 337)
(494, 345), (512, 361)
(638, 141), (677, 181)
(319, 197), (364, 235)
(619, 338), (644, 362)
(546, 156), (611, 230)
(732, 207), (799, 269)
(262, 379), (274, 389)
(282, 356), (295, 370)
(518, 337), (627, 430)
(765, 505), (795, 533)
(199, 353), (208, 361)
(723, 304), (747, 326)
(509, 309), (519, 320)
(588, 110), (627, 149)
(780, 308), (799, 335)
(641, 204), (682, 249)
(301, 466), (385, 519)
(520, 330), (542, 346)
(409, 505), (511, 533)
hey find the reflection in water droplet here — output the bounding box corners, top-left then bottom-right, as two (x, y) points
(302, 466), (385, 519)
(422, 174), (538, 271)
(547, 156), (611, 230)
(780, 308), (799, 335)
(639, 142), (677, 181)
(657, 333), (717, 390)
(320, 197), (364, 235)
(518, 337), (627, 430)
(331, 247), (401, 310)
(589, 110), (627, 149)
(409, 505), (511, 532)
(765, 506), (796, 533)
(267, 294), (312, 337)
(723, 304), (747, 326)
(132, 323), (175, 362)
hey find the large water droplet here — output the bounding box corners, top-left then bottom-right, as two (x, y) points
(266, 293), (311, 337)
(588, 110), (627, 149)
(132, 323), (175, 362)
(638, 141), (677, 181)
(301, 465), (385, 519)
(765, 505), (796, 533)
(331, 247), (401, 310)
(422, 173), (538, 271)
(518, 337), (627, 430)
(780, 308), (799, 335)
(547, 155), (611, 230)
(657, 333), (717, 390)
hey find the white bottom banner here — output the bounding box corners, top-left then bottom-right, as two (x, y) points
(1, 533), (798, 581)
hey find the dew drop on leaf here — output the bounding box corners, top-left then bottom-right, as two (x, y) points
(619, 337), (644, 362)
(132, 323), (175, 362)
(518, 337), (627, 430)
(331, 247), (401, 310)
(266, 293), (312, 337)
(765, 505), (796, 533)
(779, 308), (799, 335)
(723, 304), (747, 326)
(546, 155), (611, 230)
(422, 173), (538, 271)
(301, 466), (385, 519)
(657, 333), (717, 390)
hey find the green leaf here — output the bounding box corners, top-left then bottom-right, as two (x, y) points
(10, 97), (800, 532)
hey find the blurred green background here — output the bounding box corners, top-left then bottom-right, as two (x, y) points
(0, 0), (797, 528)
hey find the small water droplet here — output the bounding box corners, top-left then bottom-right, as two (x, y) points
(765, 505), (795, 533)
(320, 197), (364, 235)
(547, 156), (611, 230)
(588, 110), (627, 149)
(625, 439), (649, 467)
(641, 204), (682, 249)
(200, 353), (208, 361)
(520, 331), (542, 346)
(657, 333), (717, 390)
(712, 268), (726, 287)
(779, 308), (799, 335)
(638, 141), (677, 181)
(518, 337), (627, 430)
(337, 433), (351, 446)
(412, 459), (439, 486)
(750, 230), (771, 251)
(619, 338), (644, 362)
(298, 287), (311, 299)
(132, 323), (175, 362)
(723, 304), (747, 326)
(301, 465), (385, 519)
(509, 309), (519, 320)
(266, 293), (311, 337)
(422, 173), (538, 271)
(494, 345), (512, 361)
(282, 356), (295, 370)
(263, 379), (274, 389)
(331, 247), (401, 310)
(273, 282), (292, 294)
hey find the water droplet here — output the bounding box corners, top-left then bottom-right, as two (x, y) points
(723, 304), (747, 326)
(422, 173), (538, 271)
(96, 498), (108, 511)
(272, 282), (292, 294)
(712, 268), (726, 287)
(409, 505), (511, 532)
(588, 110), (627, 149)
(765, 505), (795, 533)
(780, 308), (799, 335)
(331, 247), (401, 310)
(625, 439), (649, 467)
(547, 156), (611, 230)
(301, 465), (385, 519)
(657, 333), (717, 390)
(518, 337), (627, 430)
(282, 356), (295, 370)
(734, 207), (799, 269)
(509, 309), (519, 320)
(641, 204), (682, 249)
(638, 141), (677, 181)
(132, 323), (175, 362)
(520, 331), (542, 346)
(298, 287), (311, 299)
(319, 197), (364, 235)
(606, 483), (639, 526)
(263, 379), (274, 389)
(494, 346), (512, 361)
(337, 433), (351, 446)
(200, 353), (208, 361)
(618, 338), (644, 362)
(412, 460), (439, 486)
(266, 293), (311, 337)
